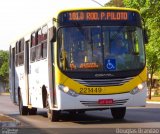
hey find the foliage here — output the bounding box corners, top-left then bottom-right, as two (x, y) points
(0, 50), (9, 91)
(123, 0), (160, 99)
(105, 0), (124, 7)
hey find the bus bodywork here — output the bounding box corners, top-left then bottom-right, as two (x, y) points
(9, 7), (147, 121)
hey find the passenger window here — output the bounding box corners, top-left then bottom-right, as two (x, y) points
(42, 25), (48, 40)
(19, 39), (24, 52)
(19, 39), (24, 65)
(36, 44), (42, 60)
(31, 26), (48, 62)
(30, 32), (36, 62)
(42, 42), (47, 58)
(16, 42), (19, 54)
(15, 42), (19, 66)
(38, 29), (42, 44)
(31, 32), (36, 47)
(30, 48), (35, 62)
(42, 25), (48, 58)
(15, 39), (24, 66)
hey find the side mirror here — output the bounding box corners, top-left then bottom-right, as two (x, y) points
(143, 29), (148, 44)
(49, 26), (56, 42)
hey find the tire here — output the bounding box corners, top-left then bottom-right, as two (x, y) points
(78, 110), (85, 114)
(69, 110), (77, 115)
(48, 109), (60, 122)
(69, 110), (85, 115)
(111, 107), (126, 119)
(18, 93), (28, 115)
(28, 108), (37, 115)
(46, 95), (60, 122)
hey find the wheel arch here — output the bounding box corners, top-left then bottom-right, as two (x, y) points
(17, 86), (21, 103)
(42, 85), (48, 108)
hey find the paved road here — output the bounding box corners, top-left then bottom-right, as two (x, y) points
(0, 95), (160, 134)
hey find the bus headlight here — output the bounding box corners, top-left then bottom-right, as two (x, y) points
(130, 82), (146, 95)
(58, 84), (79, 97)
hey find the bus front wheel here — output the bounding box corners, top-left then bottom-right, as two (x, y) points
(46, 96), (60, 121)
(18, 93), (28, 115)
(28, 108), (37, 115)
(111, 107), (126, 119)
(48, 109), (60, 122)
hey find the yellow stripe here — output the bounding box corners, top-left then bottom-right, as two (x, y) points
(57, 7), (140, 16)
(55, 67), (147, 95)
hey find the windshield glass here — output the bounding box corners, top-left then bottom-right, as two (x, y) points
(58, 26), (145, 72)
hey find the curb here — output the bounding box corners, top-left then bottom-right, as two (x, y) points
(146, 101), (160, 104)
(0, 114), (21, 127)
(0, 92), (10, 96)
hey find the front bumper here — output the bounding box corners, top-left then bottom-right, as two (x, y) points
(52, 85), (147, 110)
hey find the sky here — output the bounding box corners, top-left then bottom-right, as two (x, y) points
(0, 0), (110, 51)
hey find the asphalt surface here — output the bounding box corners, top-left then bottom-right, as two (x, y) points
(0, 95), (160, 134)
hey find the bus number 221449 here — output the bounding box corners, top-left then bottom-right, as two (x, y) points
(79, 87), (103, 94)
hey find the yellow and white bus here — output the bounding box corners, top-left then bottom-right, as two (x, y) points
(9, 4), (148, 121)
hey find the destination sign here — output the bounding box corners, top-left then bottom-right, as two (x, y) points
(68, 11), (128, 21)
(58, 10), (141, 27)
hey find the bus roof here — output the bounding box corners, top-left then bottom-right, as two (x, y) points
(57, 7), (140, 16)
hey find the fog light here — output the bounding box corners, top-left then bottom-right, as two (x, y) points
(137, 83), (143, 90)
(63, 86), (69, 93)
(130, 82), (146, 95)
(58, 84), (79, 97)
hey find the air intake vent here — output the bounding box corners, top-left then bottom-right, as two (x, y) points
(73, 77), (133, 87)
(80, 99), (128, 107)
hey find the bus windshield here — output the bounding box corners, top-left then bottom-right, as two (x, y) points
(58, 26), (145, 72)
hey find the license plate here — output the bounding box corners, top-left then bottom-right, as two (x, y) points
(98, 99), (114, 104)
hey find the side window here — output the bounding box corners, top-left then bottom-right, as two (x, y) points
(36, 29), (42, 60)
(38, 29), (42, 44)
(15, 39), (24, 66)
(42, 42), (47, 58)
(31, 32), (36, 47)
(42, 25), (47, 40)
(19, 39), (24, 65)
(30, 26), (48, 62)
(15, 42), (19, 66)
(42, 25), (48, 58)
(30, 32), (36, 62)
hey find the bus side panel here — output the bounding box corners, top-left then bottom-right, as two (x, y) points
(29, 59), (48, 108)
(15, 66), (27, 106)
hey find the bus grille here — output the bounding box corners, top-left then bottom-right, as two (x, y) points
(73, 77), (133, 87)
(80, 99), (128, 107)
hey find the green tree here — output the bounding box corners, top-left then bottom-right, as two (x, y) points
(146, 45), (160, 99)
(105, 0), (124, 7)
(0, 50), (9, 92)
(123, 0), (160, 99)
